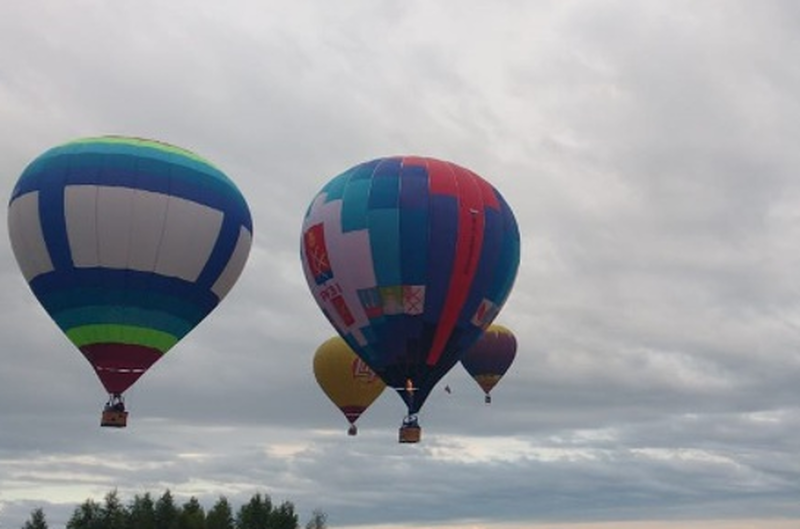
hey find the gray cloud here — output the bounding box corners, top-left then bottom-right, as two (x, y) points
(2, 1), (800, 528)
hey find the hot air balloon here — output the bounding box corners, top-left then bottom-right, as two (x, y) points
(313, 336), (386, 435)
(460, 324), (516, 404)
(8, 136), (253, 427)
(300, 156), (520, 442)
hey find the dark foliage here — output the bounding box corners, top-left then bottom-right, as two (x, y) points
(25, 490), (326, 529)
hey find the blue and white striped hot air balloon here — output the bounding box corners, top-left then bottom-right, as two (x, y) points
(7, 136), (253, 426)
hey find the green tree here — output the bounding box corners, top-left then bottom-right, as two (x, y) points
(235, 493), (272, 529)
(66, 499), (103, 529)
(206, 497), (235, 529)
(102, 489), (128, 529)
(304, 509), (327, 529)
(127, 493), (156, 529)
(270, 501), (298, 529)
(177, 497), (205, 529)
(21, 507), (48, 529)
(154, 490), (180, 529)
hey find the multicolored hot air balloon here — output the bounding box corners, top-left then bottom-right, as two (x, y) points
(460, 324), (517, 404)
(300, 156), (520, 442)
(8, 136), (253, 427)
(313, 336), (386, 435)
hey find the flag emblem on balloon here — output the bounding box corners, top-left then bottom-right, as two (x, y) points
(380, 286), (404, 315)
(403, 285), (425, 315)
(303, 223), (334, 285)
(358, 288), (384, 319)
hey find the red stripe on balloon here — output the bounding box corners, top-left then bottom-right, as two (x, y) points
(341, 405), (367, 423)
(426, 160), (486, 365)
(427, 158), (459, 196)
(80, 343), (163, 395)
(401, 156), (429, 168)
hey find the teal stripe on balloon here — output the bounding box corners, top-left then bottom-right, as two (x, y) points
(69, 136), (225, 175)
(350, 160), (378, 181)
(60, 138), (227, 184)
(52, 305), (195, 338)
(341, 178), (372, 233)
(40, 287), (207, 327)
(320, 168), (354, 203)
(368, 170), (400, 208)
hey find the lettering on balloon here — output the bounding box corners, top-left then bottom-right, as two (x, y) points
(351, 357), (378, 383)
(331, 294), (355, 327)
(318, 282), (343, 302)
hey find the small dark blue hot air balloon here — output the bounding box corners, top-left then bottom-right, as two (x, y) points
(300, 156), (520, 442)
(460, 324), (517, 404)
(8, 136), (253, 427)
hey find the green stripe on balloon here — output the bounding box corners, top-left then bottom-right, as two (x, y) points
(67, 324), (178, 352)
(68, 136), (215, 167)
(53, 306), (195, 338)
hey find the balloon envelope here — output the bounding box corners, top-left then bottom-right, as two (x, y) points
(8, 136), (253, 397)
(300, 156), (520, 416)
(460, 324), (517, 400)
(313, 336), (386, 432)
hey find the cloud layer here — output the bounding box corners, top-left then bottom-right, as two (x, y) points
(1, 1), (799, 528)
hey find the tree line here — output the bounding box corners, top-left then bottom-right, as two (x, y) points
(20, 489), (328, 529)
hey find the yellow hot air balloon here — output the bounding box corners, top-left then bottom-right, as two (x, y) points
(313, 336), (386, 435)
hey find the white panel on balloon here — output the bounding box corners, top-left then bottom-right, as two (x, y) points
(155, 196), (223, 282)
(8, 191), (55, 281)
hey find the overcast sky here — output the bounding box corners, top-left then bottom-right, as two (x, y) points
(2, 1), (800, 528)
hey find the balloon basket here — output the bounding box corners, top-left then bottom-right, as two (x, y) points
(485, 394), (492, 404)
(101, 410), (128, 428)
(348, 424), (357, 436)
(399, 425), (421, 443)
